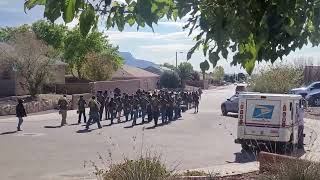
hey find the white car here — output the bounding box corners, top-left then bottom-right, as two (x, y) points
(291, 81), (320, 97)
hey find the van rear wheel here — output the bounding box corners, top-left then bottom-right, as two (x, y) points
(241, 143), (251, 152)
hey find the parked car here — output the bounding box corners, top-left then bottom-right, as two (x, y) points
(221, 92), (259, 116)
(290, 81), (320, 97)
(221, 94), (239, 116)
(235, 84), (247, 94)
(306, 89), (320, 107)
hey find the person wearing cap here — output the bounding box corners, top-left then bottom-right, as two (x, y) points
(16, 99), (27, 131)
(58, 95), (69, 126)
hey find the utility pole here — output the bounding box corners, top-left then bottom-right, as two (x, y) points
(176, 51), (184, 69)
(176, 51), (178, 68)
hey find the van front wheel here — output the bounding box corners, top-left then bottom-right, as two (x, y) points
(221, 105), (228, 116)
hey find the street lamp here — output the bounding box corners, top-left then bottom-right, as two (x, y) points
(176, 51), (184, 68)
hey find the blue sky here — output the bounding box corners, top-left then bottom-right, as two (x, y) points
(1, 0), (320, 73)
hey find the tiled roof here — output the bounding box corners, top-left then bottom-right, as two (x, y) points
(112, 65), (159, 79)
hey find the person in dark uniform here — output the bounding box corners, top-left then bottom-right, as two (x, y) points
(176, 96), (182, 118)
(16, 99), (27, 131)
(131, 95), (139, 126)
(123, 95), (131, 121)
(103, 90), (110, 120)
(104, 96), (110, 120)
(116, 97), (123, 123)
(140, 95), (148, 123)
(160, 96), (168, 123)
(96, 91), (105, 121)
(129, 96), (134, 120)
(147, 94), (153, 122)
(77, 95), (87, 124)
(167, 96), (174, 121)
(108, 98), (116, 124)
(194, 92), (200, 113)
(86, 96), (102, 130)
(152, 95), (160, 126)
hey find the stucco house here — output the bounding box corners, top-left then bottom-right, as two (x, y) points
(0, 42), (67, 97)
(112, 65), (160, 90)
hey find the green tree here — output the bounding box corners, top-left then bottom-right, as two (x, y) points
(64, 28), (122, 79)
(0, 24), (30, 42)
(25, 0), (320, 74)
(212, 66), (225, 81)
(31, 20), (67, 50)
(200, 60), (210, 80)
(177, 62), (193, 87)
(163, 63), (176, 71)
(160, 71), (180, 89)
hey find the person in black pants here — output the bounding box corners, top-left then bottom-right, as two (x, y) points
(86, 96), (102, 130)
(152, 95), (160, 126)
(77, 96), (87, 124)
(16, 99), (27, 131)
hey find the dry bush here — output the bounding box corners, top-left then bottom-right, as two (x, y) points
(102, 154), (172, 180)
(249, 63), (303, 93)
(260, 159), (320, 180)
(83, 52), (117, 81)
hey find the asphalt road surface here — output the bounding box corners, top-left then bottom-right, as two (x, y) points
(0, 85), (249, 180)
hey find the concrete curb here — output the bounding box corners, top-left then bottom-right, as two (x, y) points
(178, 162), (259, 178)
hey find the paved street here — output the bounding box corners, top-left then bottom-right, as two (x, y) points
(0, 86), (267, 179)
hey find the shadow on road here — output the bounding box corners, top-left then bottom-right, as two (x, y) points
(124, 121), (150, 128)
(0, 131), (18, 135)
(68, 123), (81, 126)
(234, 150), (258, 163)
(226, 114), (238, 118)
(76, 129), (92, 133)
(145, 121), (172, 130)
(44, 125), (62, 128)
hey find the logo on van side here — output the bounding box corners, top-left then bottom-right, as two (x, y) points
(252, 105), (274, 119)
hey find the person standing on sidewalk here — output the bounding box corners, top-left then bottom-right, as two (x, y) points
(77, 96), (87, 124)
(58, 95), (69, 126)
(16, 99), (27, 131)
(86, 96), (102, 130)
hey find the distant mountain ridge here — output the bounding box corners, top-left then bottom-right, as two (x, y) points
(119, 52), (159, 69)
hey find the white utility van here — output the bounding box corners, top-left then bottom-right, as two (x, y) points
(234, 93), (304, 152)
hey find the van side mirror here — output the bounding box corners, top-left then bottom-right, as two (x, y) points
(227, 98), (231, 101)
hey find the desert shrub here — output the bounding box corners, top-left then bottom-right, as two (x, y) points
(102, 155), (172, 180)
(249, 64), (303, 93)
(260, 159), (320, 180)
(160, 71), (181, 89)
